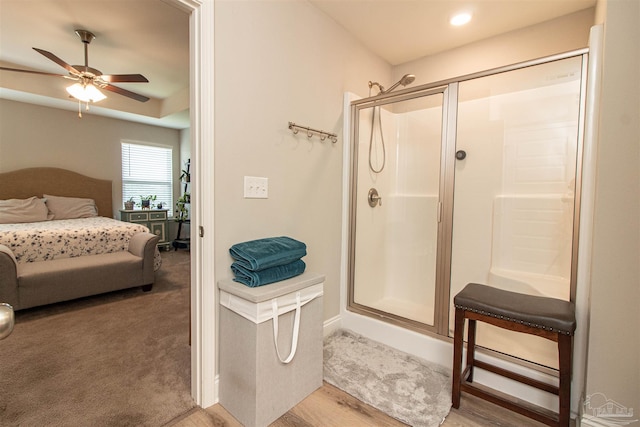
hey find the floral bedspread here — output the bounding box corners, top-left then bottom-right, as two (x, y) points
(0, 217), (161, 271)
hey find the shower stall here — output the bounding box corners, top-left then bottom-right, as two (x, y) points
(346, 50), (587, 370)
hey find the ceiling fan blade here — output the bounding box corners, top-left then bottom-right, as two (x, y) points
(100, 74), (149, 83)
(102, 83), (150, 102)
(0, 66), (71, 78)
(33, 48), (81, 75)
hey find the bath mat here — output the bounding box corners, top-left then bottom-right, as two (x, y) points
(324, 329), (451, 427)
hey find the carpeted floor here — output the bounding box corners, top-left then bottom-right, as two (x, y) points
(324, 329), (451, 427)
(0, 250), (194, 427)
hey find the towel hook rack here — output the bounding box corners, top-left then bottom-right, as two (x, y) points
(288, 122), (337, 143)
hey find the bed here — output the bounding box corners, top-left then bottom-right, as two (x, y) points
(0, 167), (161, 310)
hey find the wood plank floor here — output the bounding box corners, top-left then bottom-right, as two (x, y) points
(169, 381), (563, 427)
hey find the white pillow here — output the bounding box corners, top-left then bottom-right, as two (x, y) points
(43, 194), (98, 220)
(0, 197), (50, 224)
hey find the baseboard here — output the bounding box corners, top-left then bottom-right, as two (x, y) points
(323, 314), (342, 337)
(214, 374), (219, 405)
(579, 415), (621, 427)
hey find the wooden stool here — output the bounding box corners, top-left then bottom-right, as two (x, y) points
(452, 283), (576, 427)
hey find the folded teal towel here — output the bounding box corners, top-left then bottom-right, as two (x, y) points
(231, 259), (306, 287)
(229, 236), (307, 271)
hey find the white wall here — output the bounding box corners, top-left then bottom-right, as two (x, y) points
(179, 128), (191, 170)
(584, 0), (640, 417)
(0, 99), (181, 218)
(214, 0), (390, 321)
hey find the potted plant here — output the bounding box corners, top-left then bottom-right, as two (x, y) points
(180, 169), (190, 183)
(124, 197), (135, 210)
(175, 193), (190, 220)
(139, 195), (156, 209)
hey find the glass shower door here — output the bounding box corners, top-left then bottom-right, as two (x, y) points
(449, 56), (584, 368)
(349, 90), (445, 331)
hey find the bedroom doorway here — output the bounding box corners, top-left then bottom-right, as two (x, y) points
(0, 0), (213, 414)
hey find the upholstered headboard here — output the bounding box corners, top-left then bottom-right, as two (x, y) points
(0, 168), (113, 217)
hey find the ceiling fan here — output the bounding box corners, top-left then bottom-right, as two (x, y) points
(0, 29), (150, 103)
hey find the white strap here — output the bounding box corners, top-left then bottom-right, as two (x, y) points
(272, 291), (301, 364)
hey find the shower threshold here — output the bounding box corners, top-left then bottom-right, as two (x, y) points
(360, 296), (435, 326)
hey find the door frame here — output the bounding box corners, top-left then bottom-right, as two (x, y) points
(171, 0), (217, 408)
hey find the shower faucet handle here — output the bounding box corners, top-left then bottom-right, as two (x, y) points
(368, 188), (382, 207)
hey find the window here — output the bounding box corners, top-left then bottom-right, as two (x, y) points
(121, 141), (173, 216)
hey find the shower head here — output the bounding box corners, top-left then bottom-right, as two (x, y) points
(382, 74), (416, 94)
(400, 74), (416, 85)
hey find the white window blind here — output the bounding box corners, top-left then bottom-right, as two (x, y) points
(121, 142), (173, 215)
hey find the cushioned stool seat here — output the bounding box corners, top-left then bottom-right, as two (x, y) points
(452, 283), (576, 427)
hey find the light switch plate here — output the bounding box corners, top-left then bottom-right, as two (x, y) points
(244, 176), (268, 198)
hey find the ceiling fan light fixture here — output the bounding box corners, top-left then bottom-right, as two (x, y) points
(66, 82), (106, 103)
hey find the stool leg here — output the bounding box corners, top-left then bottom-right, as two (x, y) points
(452, 307), (465, 408)
(466, 318), (477, 383)
(558, 334), (572, 426)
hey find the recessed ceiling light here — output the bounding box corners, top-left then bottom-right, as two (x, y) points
(450, 12), (472, 26)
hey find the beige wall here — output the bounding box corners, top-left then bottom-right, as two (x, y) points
(0, 99), (182, 218)
(393, 8), (594, 88)
(585, 0), (639, 415)
(213, 0), (390, 320)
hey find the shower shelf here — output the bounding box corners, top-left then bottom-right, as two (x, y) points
(288, 122), (337, 143)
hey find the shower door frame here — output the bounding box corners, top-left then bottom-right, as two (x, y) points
(347, 48), (589, 340)
(348, 85), (452, 335)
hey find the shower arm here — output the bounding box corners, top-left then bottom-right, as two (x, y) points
(369, 74), (416, 95)
(368, 81), (385, 95)
(367, 80), (403, 94)
(382, 80), (403, 94)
